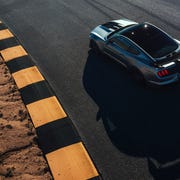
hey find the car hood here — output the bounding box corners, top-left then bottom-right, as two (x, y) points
(90, 19), (137, 40)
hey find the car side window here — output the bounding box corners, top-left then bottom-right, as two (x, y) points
(109, 37), (140, 55)
(113, 39), (129, 51)
(127, 46), (140, 55)
(108, 37), (118, 44)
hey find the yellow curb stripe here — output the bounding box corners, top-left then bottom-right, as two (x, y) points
(26, 96), (67, 128)
(0, 29), (14, 40)
(0, 45), (27, 62)
(12, 66), (44, 89)
(46, 142), (99, 180)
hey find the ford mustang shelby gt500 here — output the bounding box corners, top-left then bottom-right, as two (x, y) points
(89, 19), (180, 85)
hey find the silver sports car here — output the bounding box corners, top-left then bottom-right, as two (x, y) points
(89, 19), (180, 85)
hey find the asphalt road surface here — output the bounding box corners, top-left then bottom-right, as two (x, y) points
(0, 0), (180, 179)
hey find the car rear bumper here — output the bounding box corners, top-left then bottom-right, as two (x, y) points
(148, 74), (179, 86)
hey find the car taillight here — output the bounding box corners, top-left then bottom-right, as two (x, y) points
(157, 69), (170, 77)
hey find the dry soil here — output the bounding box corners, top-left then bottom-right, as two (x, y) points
(0, 56), (52, 180)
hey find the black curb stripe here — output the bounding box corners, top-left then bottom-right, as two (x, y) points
(0, 23), (7, 30)
(0, 37), (19, 51)
(6, 55), (35, 73)
(19, 80), (54, 105)
(36, 117), (81, 154)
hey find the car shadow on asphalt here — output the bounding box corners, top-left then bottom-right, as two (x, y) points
(83, 50), (180, 180)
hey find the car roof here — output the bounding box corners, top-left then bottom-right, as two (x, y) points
(121, 23), (178, 58)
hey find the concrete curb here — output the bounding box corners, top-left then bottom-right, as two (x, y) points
(0, 20), (100, 180)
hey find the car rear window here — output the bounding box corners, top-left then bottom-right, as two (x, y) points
(122, 23), (178, 58)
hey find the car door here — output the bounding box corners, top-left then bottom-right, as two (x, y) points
(104, 37), (131, 67)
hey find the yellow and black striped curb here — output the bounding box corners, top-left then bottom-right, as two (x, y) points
(0, 20), (100, 180)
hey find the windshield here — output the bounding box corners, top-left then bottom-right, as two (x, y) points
(107, 24), (135, 39)
(121, 23), (178, 58)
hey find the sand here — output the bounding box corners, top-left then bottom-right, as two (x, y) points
(0, 56), (52, 180)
